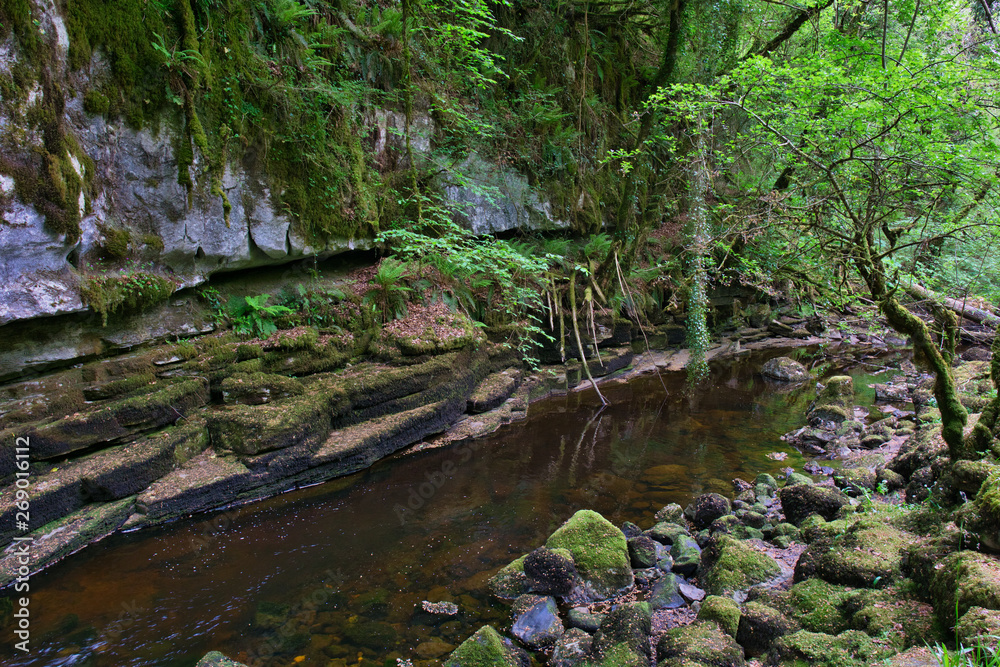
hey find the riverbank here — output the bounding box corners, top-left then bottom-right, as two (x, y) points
(434, 347), (1000, 667)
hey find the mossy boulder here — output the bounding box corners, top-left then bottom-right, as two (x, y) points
(699, 535), (781, 596)
(546, 510), (634, 600)
(735, 601), (800, 658)
(590, 602), (652, 660)
(930, 550), (1000, 628)
(670, 535), (702, 576)
(784, 579), (851, 635)
(195, 652), (248, 667)
(489, 556), (529, 600)
(656, 620), (746, 666)
(762, 356), (809, 382)
(779, 484), (849, 525)
(844, 587), (940, 650)
(771, 629), (896, 666)
(795, 515), (911, 588)
(832, 467), (877, 496)
(697, 596), (741, 637)
(956, 606), (1000, 652)
(685, 493), (732, 529)
(808, 376), (855, 426)
(445, 625), (530, 667)
(968, 468), (1000, 551)
(552, 628), (594, 667)
(646, 521), (689, 546)
(655, 503), (685, 523)
(524, 547), (578, 597)
(627, 536), (658, 569)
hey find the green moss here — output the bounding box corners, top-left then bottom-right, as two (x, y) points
(773, 629), (895, 667)
(696, 596), (741, 637)
(956, 606), (1000, 652)
(0, 0), (41, 59)
(784, 579), (851, 635)
(444, 625), (526, 667)
(488, 555), (528, 599)
(657, 620), (744, 666)
(79, 272), (176, 325)
(545, 509), (633, 600)
(83, 89), (110, 115)
(931, 551), (1000, 628)
(83, 372), (156, 401)
(97, 223), (131, 259)
(844, 587), (941, 650)
(699, 534), (781, 596)
(803, 515), (911, 589)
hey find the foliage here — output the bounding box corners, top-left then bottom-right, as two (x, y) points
(364, 258), (412, 323)
(80, 270), (176, 325)
(226, 294), (294, 338)
(933, 641), (1000, 667)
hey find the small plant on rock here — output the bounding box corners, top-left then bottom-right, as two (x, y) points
(226, 294), (293, 338)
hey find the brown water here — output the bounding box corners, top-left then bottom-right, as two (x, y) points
(0, 347), (897, 667)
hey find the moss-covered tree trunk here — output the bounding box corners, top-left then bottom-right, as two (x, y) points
(855, 230), (972, 460)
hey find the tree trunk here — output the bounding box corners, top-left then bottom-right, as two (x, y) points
(905, 283), (1000, 329)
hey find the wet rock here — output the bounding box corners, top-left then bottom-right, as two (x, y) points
(545, 510), (633, 601)
(489, 556), (529, 600)
(657, 620), (746, 666)
(627, 536), (658, 569)
(735, 601), (800, 658)
(783, 471), (814, 487)
(646, 521), (688, 546)
(873, 383), (910, 402)
(761, 356), (808, 382)
(685, 493), (732, 529)
(567, 607), (604, 633)
(511, 594), (563, 648)
(620, 521), (643, 539)
(524, 547), (578, 597)
(654, 503), (684, 524)
(678, 580), (706, 602)
(590, 602), (652, 660)
(414, 600), (460, 625)
(648, 573), (686, 610)
(670, 535), (702, 576)
(416, 639), (457, 659)
(699, 535), (781, 596)
(737, 510), (767, 529)
(445, 625), (530, 667)
(551, 628), (593, 667)
(754, 473), (778, 493)
(195, 652), (248, 667)
(779, 484), (848, 524)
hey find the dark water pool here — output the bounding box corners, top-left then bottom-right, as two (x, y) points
(0, 347), (899, 667)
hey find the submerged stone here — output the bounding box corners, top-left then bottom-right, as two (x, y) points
(195, 652), (248, 667)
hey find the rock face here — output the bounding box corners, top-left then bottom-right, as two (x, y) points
(762, 356), (809, 382)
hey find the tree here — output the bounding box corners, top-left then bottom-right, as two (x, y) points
(655, 0), (1000, 458)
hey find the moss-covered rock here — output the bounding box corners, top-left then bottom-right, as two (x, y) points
(832, 467), (877, 496)
(795, 515), (911, 588)
(489, 556), (529, 600)
(771, 629), (896, 666)
(699, 535), (781, 596)
(627, 535), (658, 569)
(956, 606), (1000, 653)
(590, 602), (652, 660)
(685, 493), (732, 529)
(735, 601), (800, 658)
(524, 547), (578, 597)
(656, 620), (746, 666)
(552, 628), (593, 667)
(760, 579), (853, 636)
(195, 652), (248, 667)
(779, 484), (849, 525)
(844, 587), (941, 650)
(762, 356), (808, 382)
(697, 595), (741, 637)
(219, 372), (305, 405)
(930, 550), (1000, 628)
(546, 510), (634, 600)
(445, 625), (530, 667)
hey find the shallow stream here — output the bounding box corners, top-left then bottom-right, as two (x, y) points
(0, 346), (902, 666)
